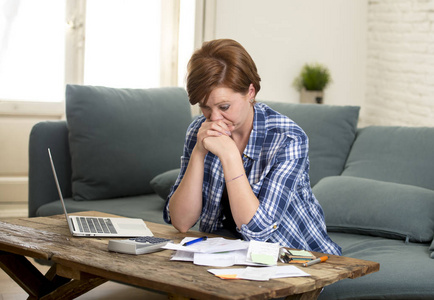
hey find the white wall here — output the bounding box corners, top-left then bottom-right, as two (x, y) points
(0, 102), (63, 218)
(365, 0), (434, 127)
(213, 0), (368, 107)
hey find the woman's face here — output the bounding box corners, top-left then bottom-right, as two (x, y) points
(199, 85), (255, 133)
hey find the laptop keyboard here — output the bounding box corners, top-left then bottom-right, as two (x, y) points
(77, 217), (117, 234)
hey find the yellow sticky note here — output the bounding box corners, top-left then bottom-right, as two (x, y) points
(289, 250), (314, 257)
(251, 253), (276, 266)
(247, 241), (280, 265)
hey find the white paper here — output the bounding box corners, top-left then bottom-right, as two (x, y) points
(271, 266), (311, 278)
(246, 240), (280, 265)
(238, 266), (277, 281)
(171, 248), (261, 267)
(163, 237), (249, 253)
(170, 250), (194, 262)
(193, 249), (260, 267)
(208, 265), (311, 281)
(194, 251), (237, 267)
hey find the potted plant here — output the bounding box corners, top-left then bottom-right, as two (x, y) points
(293, 63), (332, 104)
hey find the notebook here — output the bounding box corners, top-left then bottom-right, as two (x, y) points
(48, 148), (153, 237)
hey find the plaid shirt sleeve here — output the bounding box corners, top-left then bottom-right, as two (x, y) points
(163, 116), (204, 224)
(239, 132), (309, 238)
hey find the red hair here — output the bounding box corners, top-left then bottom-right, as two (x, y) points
(186, 39), (261, 105)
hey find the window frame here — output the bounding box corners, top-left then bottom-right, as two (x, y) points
(0, 0), (216, 117)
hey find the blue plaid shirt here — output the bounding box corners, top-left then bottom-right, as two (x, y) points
(164, 102), (341, 255)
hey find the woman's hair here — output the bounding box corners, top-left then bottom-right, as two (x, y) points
(186, 39), (261, 105)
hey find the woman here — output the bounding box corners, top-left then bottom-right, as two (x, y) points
(163, 39), (341, 255)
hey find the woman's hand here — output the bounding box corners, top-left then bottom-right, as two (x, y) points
(195, 120), (233, 156)
(202, 134), (238, 159)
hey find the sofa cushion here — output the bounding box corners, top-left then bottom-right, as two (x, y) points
(313, 176), (434, 242)
(319, 232), (434, 299)
(66, 85), (191, 201)
(150, 168), (180, 200)
(343, 126), (434, 191)
(264, 102), (359, 186)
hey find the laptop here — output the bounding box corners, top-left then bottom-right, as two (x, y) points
(48, 148), (153, 237)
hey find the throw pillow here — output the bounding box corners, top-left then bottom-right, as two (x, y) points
(66, 85), (191, 200)
(313, 176), (434, 243)
(150, 168), (180, 200)
(342, 126), (434, 191)
(263, 102), (359, 186)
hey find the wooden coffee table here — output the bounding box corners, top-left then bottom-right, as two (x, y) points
(0, 211), (379, 299)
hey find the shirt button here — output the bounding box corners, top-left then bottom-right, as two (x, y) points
(273, 224), (277, 229)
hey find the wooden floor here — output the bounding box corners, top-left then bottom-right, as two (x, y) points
(0, 258), (168, 300)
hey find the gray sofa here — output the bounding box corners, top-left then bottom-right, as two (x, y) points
(29, 85), (192, 224)
(28, 85), (434, 299)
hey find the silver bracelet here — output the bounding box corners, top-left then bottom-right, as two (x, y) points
(226, 173), (244, 183)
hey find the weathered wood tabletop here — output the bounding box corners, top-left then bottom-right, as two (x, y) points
(0, 211), (379, 300)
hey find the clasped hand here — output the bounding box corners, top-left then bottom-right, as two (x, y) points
(196, 120), (237, 158)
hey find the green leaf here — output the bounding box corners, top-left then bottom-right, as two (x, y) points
(293, 63), (332, 91)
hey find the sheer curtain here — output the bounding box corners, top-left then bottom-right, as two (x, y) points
(0, 0), (65, 102)
(0, 0), (197, 103)
(83, 0), (162, 89)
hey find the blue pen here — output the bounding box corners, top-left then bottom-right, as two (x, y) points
(182, 236), (207, 246)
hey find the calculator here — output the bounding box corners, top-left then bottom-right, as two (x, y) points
(108, 236), (172, 255)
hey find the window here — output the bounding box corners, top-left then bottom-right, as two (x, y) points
(178, 0), (196, 87)
(0, 0), (197, 103)
(0, 0), (65, 102)
(84, 0), (162, 89)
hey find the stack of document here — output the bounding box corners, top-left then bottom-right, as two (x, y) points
(163, 237), (255, 267)
(162, 237), (311, 281)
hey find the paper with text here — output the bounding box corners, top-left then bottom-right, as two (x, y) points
(163, 237), (249, 253)
(208, 265), (311, 281)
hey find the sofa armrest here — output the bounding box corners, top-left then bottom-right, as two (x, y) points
(28, 121), (72, 217)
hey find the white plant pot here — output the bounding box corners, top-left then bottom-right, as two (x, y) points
(300, 89), (324, 104)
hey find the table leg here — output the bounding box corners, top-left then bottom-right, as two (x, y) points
(0, 250), (56, 298)
(39, 274), (107, 300)
(0, 251), (107, 299)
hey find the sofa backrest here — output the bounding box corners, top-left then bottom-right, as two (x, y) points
(315, 126), (434, 243)
(264, 101), (360, 186)
(342, 126), (434, 191)
(66, 85), (191, 201)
